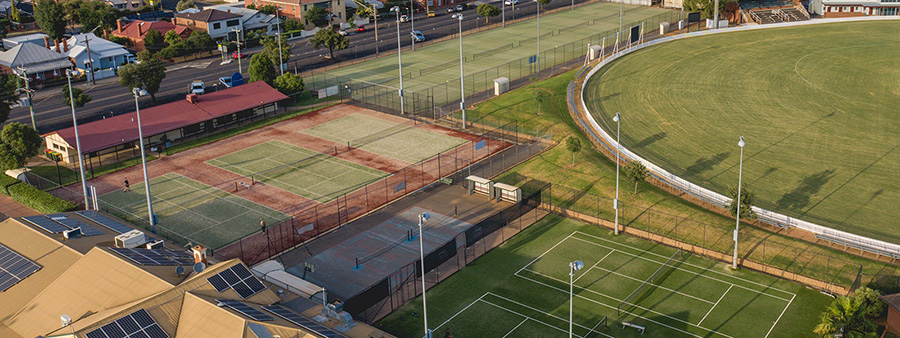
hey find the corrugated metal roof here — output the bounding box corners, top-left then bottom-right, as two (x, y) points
(175, 8), (243, 22)
(0, 42), (72, 72)
(49, 81), (288, 154)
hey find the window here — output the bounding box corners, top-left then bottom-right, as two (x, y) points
(226, 19), (240, 27)
(213, 22), (221, 29)
(304, 5), (307, 11)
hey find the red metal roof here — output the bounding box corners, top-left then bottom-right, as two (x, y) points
(49, 81), (288, 154)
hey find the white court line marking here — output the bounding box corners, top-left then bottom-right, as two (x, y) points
(515, 232), (576, 275)
(574, 250), (613, 283)
(569, 235), (792, 302)
(434, 294), (487, 330)
(514, 272), (716, 338)
(485, 293), (615, 338)
(536, 266), (715, 305)
(765, 294), (796, 338)
(699, 284), (733, 326)
(574, 231), (796, 297)
(500, 318), (529, 338)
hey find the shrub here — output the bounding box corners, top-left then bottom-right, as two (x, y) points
(0, 174), (18, 195)
(7, 182), (78, 213)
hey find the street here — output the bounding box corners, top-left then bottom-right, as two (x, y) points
(8, 0), (591, 133)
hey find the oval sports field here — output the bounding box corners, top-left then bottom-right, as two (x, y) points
(583, 20), (900, 244)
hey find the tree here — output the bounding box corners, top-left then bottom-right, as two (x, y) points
(565, 136), (581, 166)
(175, 0), (196, 11)
(310, 28), (348, 59)
(248, 53), (276, 85)
(683, 0), (735, 19)
(306, 6), (329, 27)
(814, 296), (876, 338)
(726, 185), (757, 219)
(624, 161), (648, 194)
(164, 29), (182, 45)
(273, 73), (304, 95)
(0, 19), (9, 51)
(258, 4), (276, 14)
(0, 123), (41, 171)
(261, 34), (290, 67)
(78, 1), (117, 33)
(853, 287), (885, 318)
(282, 18), (302, 32)
(477, 4), (500, 23)
(536, 0), (552, 5)
(34, 0), (66, 42)
(61, 85), (91, 108)
(354, 0), (375, 19)
(0, 74), (17, 124)
(143, 29), (165, 53)
(62, 0), (83, 32)
(246, 3), (256, 9)
(118, 51), (166, 103)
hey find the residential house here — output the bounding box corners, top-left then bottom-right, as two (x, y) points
(173, 8), (244, 39)
(809, 0), (899, 16)
(1, 32), (48, 50)
(243, 0), (346, 29)
(58, 32), (132, 81)
(0, 41), (72, 81)
(105, 0), (146, 10)
(0, 213), (395, 338)
(209, 3), (282, 34)
(112, 19), (191, 51)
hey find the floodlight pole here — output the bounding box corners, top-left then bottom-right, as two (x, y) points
(409, 0), (416, 51)
(276, 8), (284, 76)
(568, 260), (582, 338)
(392, 7), (405, 115)
(713, 0), (720, 29)
(733, 136), (745, 269)
(417, 213), (432, 338)
(502, 0), (505, 27)
(453, 14), (465, 129)
(619, 0), (623, 49)
(134, 88), (156, 230)
(66, 70), (90, 209)
(613, 112), (620, 235)
(535, 0), (540, 71)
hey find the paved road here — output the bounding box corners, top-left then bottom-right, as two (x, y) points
(7, 0), (594, 133)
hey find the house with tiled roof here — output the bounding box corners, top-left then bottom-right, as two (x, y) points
(0, 41), (72, 81)
(112, 19), (192, 51)
(174, 8), (244, 39)
(0, 213), (395, 338)
(244, 0), (346, 29)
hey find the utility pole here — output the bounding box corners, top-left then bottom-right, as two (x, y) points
(84, 33), (96, 85)
(409, 0), (416, 51)
(14, 67), (36, 130)
(276, 8), (284, 76)
(232, 28), (243, 74)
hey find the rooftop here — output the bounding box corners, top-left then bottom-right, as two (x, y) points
(115, 20), (191, 40)
(0, 42), (72, 74)
(175, 8), (243, 22)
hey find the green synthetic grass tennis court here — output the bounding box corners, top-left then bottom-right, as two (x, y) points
(584, 21), (900, 244)
(307, 1), (674, 98)
(206, 140), (388, 202)
(301, 114), (468, 163)
(99, 173), (288, 248)
(376, 216), (830, 337)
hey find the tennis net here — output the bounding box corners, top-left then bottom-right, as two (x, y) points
(617, 249), (682, 315)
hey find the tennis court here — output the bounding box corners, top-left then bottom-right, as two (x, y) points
(301, 114), (468, 164)
(436, 230), (796, 338)
(206, 140), (389, 202)
(98, 173), (289, 249)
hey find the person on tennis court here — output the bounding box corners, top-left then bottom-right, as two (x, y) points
(123, 178), (130, 192)
(260, 218), (266, 233)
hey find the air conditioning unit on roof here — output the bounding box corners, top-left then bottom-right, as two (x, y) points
(115, 230), (146, 248)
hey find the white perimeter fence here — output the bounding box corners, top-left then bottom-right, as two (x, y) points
(578, 16), (900, 257)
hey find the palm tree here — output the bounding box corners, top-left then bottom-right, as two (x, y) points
(813, 296), (876, 338)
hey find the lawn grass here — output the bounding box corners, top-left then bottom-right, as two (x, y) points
(29, 164), (79, 187)
(375, 215), (833, 338)
(458, 69), (900, 293)
(584, 21), (900, 244)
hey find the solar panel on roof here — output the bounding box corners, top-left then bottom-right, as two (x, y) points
(77, 211), (134, 234)
(84, 309), (168, 338)
(206, 264), (266, 298)
(217, 299), (275, 321)
(21, 216), (68, 233)
(261, 305), (344, 338)
(0, 243), (41, 292)
(52, 216), (104, 236)
(207, 274), (229, 292)
(111, 248), (195, 266)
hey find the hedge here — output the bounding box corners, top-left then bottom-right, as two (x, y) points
(0, 174), (18, 196)
(7, 182), (78, 213)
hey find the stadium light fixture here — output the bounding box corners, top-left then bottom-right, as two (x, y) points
(452, 13), (466, 129)
(392, 6), (405, 115)
(569, 260), (584, 338)
(733, 136), (745, 269)
(417, 212), (432, 338)
(65, 69), (90, 210)
(132, 87), (156, 230)
(613, 112), (621, 235)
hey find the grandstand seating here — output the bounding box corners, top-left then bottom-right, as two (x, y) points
(748, 8), (809, 23)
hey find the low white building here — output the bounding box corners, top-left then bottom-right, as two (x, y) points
(809, 0), (900, 16)
(59, 33), (133, 81)
(208, 4), (282, 34)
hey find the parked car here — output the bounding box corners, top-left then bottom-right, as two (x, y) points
(219, 76), (232, 88)
(456, 4), (464, 11)
(189, 80), (205, 95)
(411, 30), (425, 42)
(339, 29), (349, 36)
(400, 14), (409, 22)
(427, 10), (436, 17)
(505, 0), (518, 5)
(447, 6), (455, 13)
(356, 25), (366, 32)
(232, 51), (244, 59)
